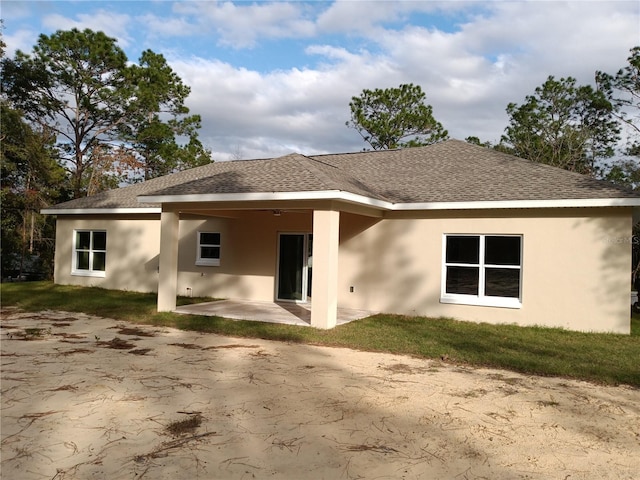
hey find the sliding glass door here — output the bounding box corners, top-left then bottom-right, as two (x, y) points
(277, 233), (312, 302)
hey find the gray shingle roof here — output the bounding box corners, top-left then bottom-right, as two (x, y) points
(315, 140), (639, 203)
(47, 139), (639, 211)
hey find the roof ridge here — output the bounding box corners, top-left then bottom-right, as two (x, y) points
(44, 139), (640, 212)
(301, 153), (397, 202)
(291, 154), (345, 191)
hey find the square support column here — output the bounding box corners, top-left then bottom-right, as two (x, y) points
(158, 208), (179, 312)
(311, 209), (340, 329)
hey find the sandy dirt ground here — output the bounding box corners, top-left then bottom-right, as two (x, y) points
(1, 308), (639, 480)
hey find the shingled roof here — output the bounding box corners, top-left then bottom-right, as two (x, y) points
(44, 139), (639, 212)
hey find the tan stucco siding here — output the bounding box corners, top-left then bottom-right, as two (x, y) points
(54, 211), (313, 301)
(337, 208), (632, 333)
(53, 215), (161, 292)
(53, 207), (632, 333)
(176, 211), (312, 301)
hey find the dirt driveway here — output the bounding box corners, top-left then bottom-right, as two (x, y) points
(1, 308), (639, 479)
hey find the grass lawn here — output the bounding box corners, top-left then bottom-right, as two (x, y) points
(2, 281), (639, 387)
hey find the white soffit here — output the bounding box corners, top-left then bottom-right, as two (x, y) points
(42, 192), (640, 215)
(137, 191), (640, 211)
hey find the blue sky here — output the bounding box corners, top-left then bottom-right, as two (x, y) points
(2, 1), (639, 160)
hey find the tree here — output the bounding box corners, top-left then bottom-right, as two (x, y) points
(596, 47), (640, 144)
(347, 83), (448, 150)
(0, 103), (66, 278)
(1, 28), (211, 197)
(121, 50), (211, 180)
(501, 76), (620, 176)
(597, 46), (640, 189)
(1, 29), (131, 197)
(596, 47), (640, 289)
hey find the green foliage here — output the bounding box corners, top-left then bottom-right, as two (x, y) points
(465, 136), (491, 148)
(597, 46), (640, 188)
(464, 136), (513, 154)
(121, 50), (211, 180)
(605, 158), (640, 190)
(596, 46), (640, 139)
(3, 282), (638, 386)
(2, 29), (130, 197)
(0, 104), (66, 278)
(1, 28), (211, 197)
(347, 83), (448, 150)
(501, 76), (620, 176)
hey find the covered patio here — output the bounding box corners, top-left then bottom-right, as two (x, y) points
(175, 300), (375, 327)
(154, 205), (356, 329)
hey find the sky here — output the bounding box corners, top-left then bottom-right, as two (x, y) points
(2, 0), (639, 161)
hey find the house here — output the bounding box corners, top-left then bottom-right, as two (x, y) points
(42, 140), (640, 333)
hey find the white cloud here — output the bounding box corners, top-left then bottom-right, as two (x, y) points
(316, 0), (405, 34)
(3, 0), (638, 160)
(315, 0), (464, 35)
(168, 55), (365, 159)
(172, 1), (316, 48)
(2, 28), (38, 57)
(1, 0), (34, 20)
(457, 1), (639, 80)
(344, 0), (640, 144)
(41, 11), (133, 47)
(167, 0), (639, 159)
(136, 13), (195, 38)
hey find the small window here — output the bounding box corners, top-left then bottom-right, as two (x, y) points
(73, 230), (106, 277)
(196, 232), (221, 266)
(442, 234), (522, 308)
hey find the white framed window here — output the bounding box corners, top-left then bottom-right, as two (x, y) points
(441, 234), (522, 308)
(72, 230), (107, 277)
(196, 231), (221, 266)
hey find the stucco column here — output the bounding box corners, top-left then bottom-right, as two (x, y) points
(158, 208), (179, 312)
(311, 209), (340, 329)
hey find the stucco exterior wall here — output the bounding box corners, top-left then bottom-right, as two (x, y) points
(337, 208), (632, 333)
(54, 211), (313, 300)
(53, 215), (161, 293)
(176, 211), (312, 301)
(53, 206), (632, 333)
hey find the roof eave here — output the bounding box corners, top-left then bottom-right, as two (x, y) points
(392, 198), (640, 210)
(137, 190), (392, 209)
(40, 195), (640, 216)
(41, 207), (162, 215)
(137, 191), (640, 211)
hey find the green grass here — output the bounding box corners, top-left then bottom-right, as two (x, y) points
(2, 281), (639, 387)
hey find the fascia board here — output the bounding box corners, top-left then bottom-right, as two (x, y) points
(138, 191), (640, 210)
(44, 193), (640, 215)
(41, 207), (162, 215)
(391, 198), (640, 210)
(137, 190), (392, 209)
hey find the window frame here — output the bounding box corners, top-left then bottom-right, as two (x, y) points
(440, 234), (522, 309)
(196, 231), (221, 266)
(72, 230), (107, 277)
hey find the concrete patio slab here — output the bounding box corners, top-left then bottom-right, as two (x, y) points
(174, 300), (374, 326)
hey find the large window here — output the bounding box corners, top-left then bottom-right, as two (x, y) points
(196, 232), (221, 266)
(441, 234), (522, 308)
(73, 230), (106, 277)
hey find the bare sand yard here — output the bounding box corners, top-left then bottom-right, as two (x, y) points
(1, 308), (639, 479)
